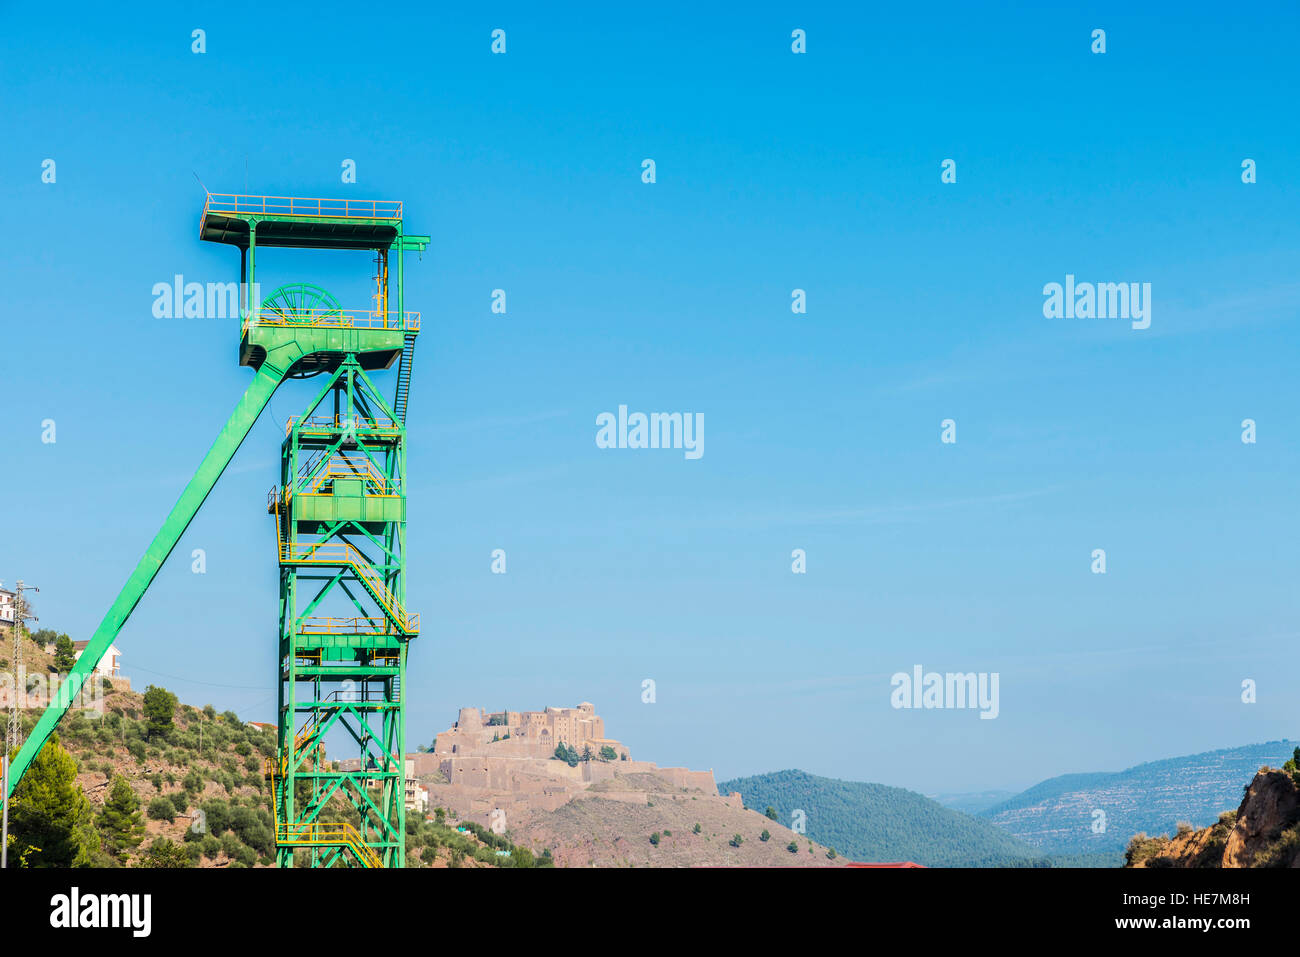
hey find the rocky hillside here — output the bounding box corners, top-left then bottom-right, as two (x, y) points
(7, 652), (279, 867)
(6, 638), (536, 868)
(509, 771), (845, 867)
(980, 740), (1297, 856)
(1127, 765), (1300, 868)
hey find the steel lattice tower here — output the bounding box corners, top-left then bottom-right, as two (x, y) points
(3, 192), (428, 870)
(204, 195), (428, 869)
(268, 354), (417, 868)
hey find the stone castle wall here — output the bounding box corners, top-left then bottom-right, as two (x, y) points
(340, 702), (721, 826)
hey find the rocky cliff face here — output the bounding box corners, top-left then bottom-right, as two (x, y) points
(1127, 769), (1300, 868)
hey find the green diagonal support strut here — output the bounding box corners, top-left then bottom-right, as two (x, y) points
(5, 347), (301, 798)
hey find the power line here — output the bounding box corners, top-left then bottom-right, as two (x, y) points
(127, 662), (272, 692)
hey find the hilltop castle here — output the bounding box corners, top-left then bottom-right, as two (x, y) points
(434, 702), (629, 762)
(336, 702), (725, 827)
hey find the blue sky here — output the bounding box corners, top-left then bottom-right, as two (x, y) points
(1, 1), (1298, 795)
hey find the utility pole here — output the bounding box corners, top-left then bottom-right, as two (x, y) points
(1, 581), (9, 863)
(1, 753), (8, 868)
(6, 581), (38, 757)
(6, 588), (16, 757)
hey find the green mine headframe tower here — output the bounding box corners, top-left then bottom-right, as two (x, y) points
(4, 193), (428, 869)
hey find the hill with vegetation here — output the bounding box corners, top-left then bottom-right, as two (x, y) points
(1127, 750), (1300, 868)
(511, 771), (845, 867)
(979, 740), (1297, 856)
(2, 629), (546, 868)
(718, 769), (1061, 867)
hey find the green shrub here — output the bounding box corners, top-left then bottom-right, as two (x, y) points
(199, 798), (231, 836)
(136, 838), (189, 868)
(147, 796), (176, 822)
(1124, 832), (1172, 868)
(232, 844), (258, 867)
(511, 847), (536, 867)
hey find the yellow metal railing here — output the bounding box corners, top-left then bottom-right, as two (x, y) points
(296, 453), (398, 497)
(284, 414), (401, 438)
(281, 540), (419, 634)
(241, 306), (420, 336)
(293, 711), (327, 753)
(265, 758), (382, 868)
(269, 481), (415, 633)
(276, 823), (382, 869)
(270, 509), (417, 634)
(204, 192), (402, 221)
(298, 617), (394, 634)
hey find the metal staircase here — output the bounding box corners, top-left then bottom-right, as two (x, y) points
(393, 335), (415, 424)
(265, 758), (381, 868)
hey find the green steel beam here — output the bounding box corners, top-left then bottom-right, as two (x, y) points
(5, 341), (305, 798)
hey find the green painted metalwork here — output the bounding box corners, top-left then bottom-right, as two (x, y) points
(269, 355), (414, 867)
(5, 349), (298, 798)
(5, 193), (426, 871)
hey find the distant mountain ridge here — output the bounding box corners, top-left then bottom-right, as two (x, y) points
(1128, 765), (1300, 868)
(930, 790), (1017, 815)
(718, 769), (1055, 867)
(980, 740), (1296, 855)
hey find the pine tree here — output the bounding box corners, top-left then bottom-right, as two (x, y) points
(98, 775), (146, 862)
(52, 634), (77, 673)
(3, 750), (37, 866)
(135, 838), (190, 868)
(142, 685), (179, 739)
(9, 734), (98, 867)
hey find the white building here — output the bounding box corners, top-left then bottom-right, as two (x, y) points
(404, 759), (429, 814)
(0, 584), (14, 625)
(43, 639), (123, 678)
(80, 641), (123, 677)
